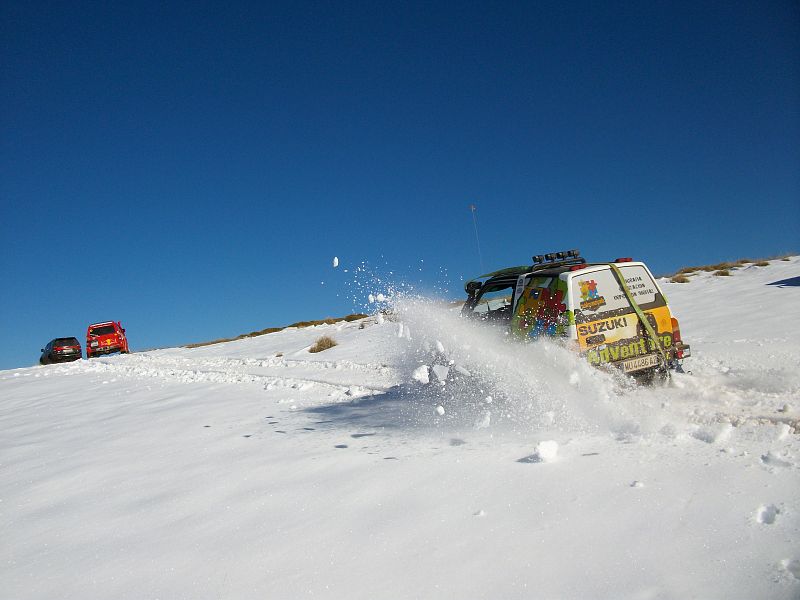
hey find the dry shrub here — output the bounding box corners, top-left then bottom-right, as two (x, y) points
(713, 269), (731, 277)
(290, 314), (368, 329)
(670, 274), (690, 283)
(706, 262), (738, 272)
(344, 314), (369, 322)
(185, 314), (368, 348)
(666, 255), (794, 281)
(309, 335), (337, 353)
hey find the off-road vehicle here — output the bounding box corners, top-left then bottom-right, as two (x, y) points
(40, 337), (82, 364)
(86, 321), (129, 358)
(462, 250), (690, 378)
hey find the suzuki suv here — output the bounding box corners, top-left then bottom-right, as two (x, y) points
(86, 321), (129, 358)
(462, 250), (690, 378)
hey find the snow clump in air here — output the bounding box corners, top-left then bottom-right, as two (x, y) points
(533, 440), (559, 463)
(333, 256), (339, 268)
(412, 365), (430, 384)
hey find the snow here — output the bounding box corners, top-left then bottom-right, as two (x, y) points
(332, 256), (339, 268)
(412, 364), (429, 384)
(1, 257), (799, 599)
(532, 439), (559, 462)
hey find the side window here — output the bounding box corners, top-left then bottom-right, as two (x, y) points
(471, 283), (515, 321)
(511, 276), (569, 338)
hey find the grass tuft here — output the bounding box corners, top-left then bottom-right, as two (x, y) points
(670, 274), (690, 283)
(713, 269), (731, 277)
(309, 336), (337, 353)
(664, 254), (795, 279)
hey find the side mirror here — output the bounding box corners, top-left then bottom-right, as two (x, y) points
(122, 328), (126, 333)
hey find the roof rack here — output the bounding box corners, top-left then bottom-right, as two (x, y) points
(464, 249), (586, 292)
(530, 248), (584, 271)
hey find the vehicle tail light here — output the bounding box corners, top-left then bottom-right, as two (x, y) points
(671, 317), (684, 359)
(614, 257), (633, 263)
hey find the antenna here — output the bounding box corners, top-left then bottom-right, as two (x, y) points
(469, 204), (485, 273)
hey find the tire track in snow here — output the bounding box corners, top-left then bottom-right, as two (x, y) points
(70, 354), (395, 400)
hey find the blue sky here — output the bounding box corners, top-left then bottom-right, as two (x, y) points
(1, 1), (798, 369)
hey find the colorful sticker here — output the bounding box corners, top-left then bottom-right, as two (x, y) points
(511, 277), (567, 339)
(578, 279), (607, 311)
(577, 305), (674, 366)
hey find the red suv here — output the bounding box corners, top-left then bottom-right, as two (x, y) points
(86, 321), (129, 358)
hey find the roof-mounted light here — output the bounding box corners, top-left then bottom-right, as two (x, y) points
(532, 249), (582, 265)
(614, 257), (633, 263)
(570, 264), (588, 271)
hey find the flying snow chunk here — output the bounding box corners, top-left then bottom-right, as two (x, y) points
(455, 365), (471, 376)
(432, 365), (450, 383)
(412, 365), (430, 384)
(368, 294), (375, 304)
(376, 293), (386, 302)
(534, 440), (559, 463)
(436, 405), (445, 416)
(333, 257), (339, 268)
(435, 340), (445, 353)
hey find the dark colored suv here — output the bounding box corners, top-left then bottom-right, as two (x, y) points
(40, 337), (82, 364)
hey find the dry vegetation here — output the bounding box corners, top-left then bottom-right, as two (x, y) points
(666, 254), (794, 283)
(185, 313), (368, 348)
(309, 335), (337, 353)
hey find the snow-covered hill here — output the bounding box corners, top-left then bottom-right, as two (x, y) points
(2, 257), (799, 599)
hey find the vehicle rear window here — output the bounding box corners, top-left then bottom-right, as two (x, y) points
(614, 264), (663, 306)
(89, 325), (116, 336)
(570, 265), (665, 323)
(55, 337), (79, 346)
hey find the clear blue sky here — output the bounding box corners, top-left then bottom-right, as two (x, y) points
(1, 1), (798, 369)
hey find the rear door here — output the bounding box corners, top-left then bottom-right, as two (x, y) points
(569, 264), (674, 371)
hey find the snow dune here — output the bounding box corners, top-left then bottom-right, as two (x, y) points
(1, 257), (798, 599)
